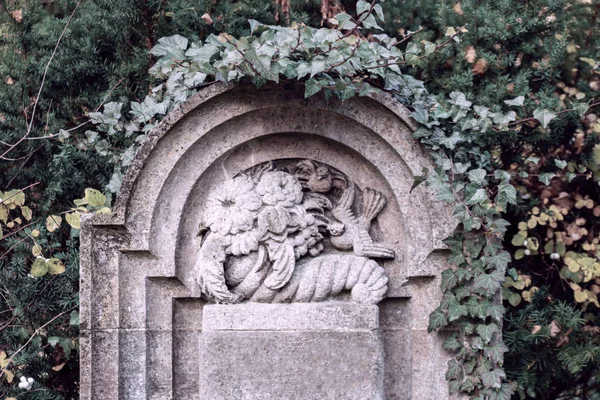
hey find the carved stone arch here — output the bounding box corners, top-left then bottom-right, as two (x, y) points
(80, 83), (458, 399)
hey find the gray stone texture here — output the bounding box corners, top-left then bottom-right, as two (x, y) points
(200, 303), (384, 400)
(80, 83), (458, 399)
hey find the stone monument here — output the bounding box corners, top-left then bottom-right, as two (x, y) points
(80, 83), (457, 399)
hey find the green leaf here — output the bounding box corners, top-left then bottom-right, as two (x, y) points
(481, 368), (506, 389)
(468, 168), (487, 185)
(467, 297), (488, 320)
(442, 269), (458, 292)
(466, 188), (487, 205)
(486, 251), (511, 271)
(477, 323), (499, 344)
(448, 298), (469, 321)
(443, 334), (461, 351)
(149, 35), (189, 59)
(539, 172), (556, 185)
(446, 359), (461, 380)
(30, 258), (48, 277)
(486, 303), (505, 322)
(304, 79), (322, 98)
(70, 311), (79, 326)
(554, 159), (567, 169)
(48, 336), (61, 347)
(428, 308), (448, 332)
(503, 96), (524, 107)
(533, 108), (557, 128)
(473, 271), (504, 295)
(484, 341), (508, 364)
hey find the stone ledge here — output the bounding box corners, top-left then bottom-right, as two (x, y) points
(202, 302), (379, 332)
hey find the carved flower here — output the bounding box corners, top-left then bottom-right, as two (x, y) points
(204, 176), (262, 236)
(256, 171), (303, 208)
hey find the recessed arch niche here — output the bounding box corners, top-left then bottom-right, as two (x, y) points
(80, 83), (457, 400)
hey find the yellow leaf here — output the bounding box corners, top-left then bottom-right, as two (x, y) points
(31, 229), (40, 237)
(84, 188), (106, 207)
(96, 207), (111, 214)
(518, 222), (528, 231)
(46, 215), (62, 232)
(65, 212), (81, 230)
(566, 257), (580, 273)
(20, 205), (32, 221)
(52, 363), (66, 371)
(512, 279), (526, 290)
(47, 258), (66, 275)
(0, 205), (8, 223)
(4, 369), (14, 383)
(30, 258), (49, 277)
(0, 350), (8, 368)
(527, 217), (537, 229)
(31, 244), (43, 257)
(445, 27), (457, 36)
(574, 290), (588, 303)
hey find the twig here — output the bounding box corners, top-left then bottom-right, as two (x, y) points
(94, 78), (125, 112)
(0, 0), (83, 160)
(0, 182), (40, 202)
(0, 305), (76, 379)
(506, 101), (600, 127)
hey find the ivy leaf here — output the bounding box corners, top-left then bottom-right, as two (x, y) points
(449, 91), (472, 108)
(554, 159), (567, 169)
(503, 96), (524, 106)
(467, 297), (488, 320)
(443, 334), (462, 351)
(466, 188), (487, 205)
(484, 341), (508, 364)
(533, 108), (557, 128)
(539, 172), (556, 185)
(442, 269), (458, 291)
(481, 368), (506, 389)
(473, 270), (504, 295)
(486, 250), (511, 271)
(468, 168), (487, 185)
(149, 35), (189, 60)
(446, 359), (462, 380)
(477, 323), (499, 344)
(428, 308), (448, 332)
(448, 298), (469, 321)
(486, 303), (505, 322)
(304, 79), (322, 98)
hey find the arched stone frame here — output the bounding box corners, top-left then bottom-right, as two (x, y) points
(79, 83), (458, 399)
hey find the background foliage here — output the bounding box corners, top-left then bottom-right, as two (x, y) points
(0, 0), (599, 399)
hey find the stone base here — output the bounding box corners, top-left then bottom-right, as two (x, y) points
(199, 303), (384, 400)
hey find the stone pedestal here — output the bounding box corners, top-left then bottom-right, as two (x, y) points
(199, 303), (384, 400)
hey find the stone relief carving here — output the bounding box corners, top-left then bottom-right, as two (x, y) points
(194, 160), (395, 305)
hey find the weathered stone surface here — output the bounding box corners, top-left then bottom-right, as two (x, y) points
(203, 302), (379, 331)
(200, 303), (384, 400)
(80, 83), (458, 399)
